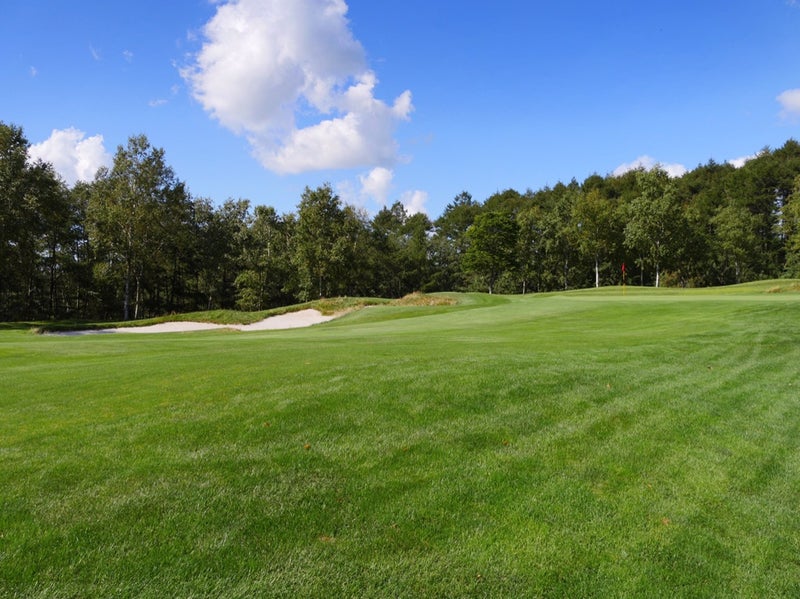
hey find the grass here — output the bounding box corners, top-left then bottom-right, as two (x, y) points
(2, 282), (800, 596)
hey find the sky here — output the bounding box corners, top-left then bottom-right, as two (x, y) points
(3, 0), (800, 219)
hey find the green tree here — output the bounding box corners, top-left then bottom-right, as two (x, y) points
(464, 211), (518, 294)
(429, 191), (482, 290)
(338, 204), (373, 297)
(193, 198), (251, 310)
(782, 175), (800, 277)
(572, 187), (617, 288)
(371, 202), (433, 296)
(483, 188), (526, 216)
(0, 122), (81, 319)
(371, 201), (407, 297)
(624, 168), (683, 287)
(0, 122), (33, 317)
(235, 205), (291, 310)
(293, 184), (347, 300)
(399, 211), (433, 293)
(540, 182), (580, 291)
(87, 135), (187, 319)
(516, 205), (545, 293)
(711, 202), (759, 284)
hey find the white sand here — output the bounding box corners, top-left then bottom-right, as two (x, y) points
(60, 309), (337, 335)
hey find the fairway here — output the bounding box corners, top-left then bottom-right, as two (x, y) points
(2, 285), (800, 597)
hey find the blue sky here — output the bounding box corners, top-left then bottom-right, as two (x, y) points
(3, 1), (800, 218)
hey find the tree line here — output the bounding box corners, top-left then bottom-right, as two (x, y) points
(3, 120), (800, 321)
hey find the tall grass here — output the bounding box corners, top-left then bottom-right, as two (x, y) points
(2, 284), (800, 597)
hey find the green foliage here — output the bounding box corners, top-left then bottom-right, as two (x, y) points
(429, 191), (483, 291)
(623, 168), (684, 287)
(87, 135), (191, 320)
(5, 118), (800, 321)
(572, 188), (618, 287)
(293, 183), (348, 300)
(464, 210), (518, 293)
(4, 288), (800, 595)
(783, 176), (800, 277)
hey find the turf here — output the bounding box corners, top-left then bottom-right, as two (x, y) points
(2, 284), (800, 597)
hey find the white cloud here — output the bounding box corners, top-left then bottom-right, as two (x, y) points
(181, 0), (413, 174)
(358, 167), (393, 205)
(399, 190), (428, 215)
(338, 169), (427, 216)
(612, 155), (688, 178)
(123, 50), (134, 63)
(728, 154), (756, 168)
(777, 88), (800, 118)
(29, 128), (112, 186)
(90, 45), (101, 61)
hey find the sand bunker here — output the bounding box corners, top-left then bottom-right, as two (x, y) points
(62, 309), (337, 335)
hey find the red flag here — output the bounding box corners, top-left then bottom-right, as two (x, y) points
(621, 262), (626, 274)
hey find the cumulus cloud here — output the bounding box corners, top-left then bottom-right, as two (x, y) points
(728, 154), (756, 168)
(777, 88), (800, 118)
(29, 128), (112, 186)
(181, 0), (413, 174)
(612, 155), (688, 178)
(359, 167), (394, 205)
(399, 190), (428, 215)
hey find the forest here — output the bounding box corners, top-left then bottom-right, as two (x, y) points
(2, 120), (800, 321)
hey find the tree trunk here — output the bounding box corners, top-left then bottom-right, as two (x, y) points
(49, 242), (57, 318)
(134, 275), (141, 319)
(594, 256), (600, 288)
(123, 262), (131, 321)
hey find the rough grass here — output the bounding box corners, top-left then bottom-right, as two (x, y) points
(3, 283), (800, 597)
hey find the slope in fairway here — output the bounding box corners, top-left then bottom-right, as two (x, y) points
(2, 286), (800, 597)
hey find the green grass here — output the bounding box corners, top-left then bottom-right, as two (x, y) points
(3, 283), (800, 597)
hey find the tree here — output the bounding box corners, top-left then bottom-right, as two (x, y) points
(371, 202), (433, 297)
(0, 122), (81, 319)
(293, 184), (347, 300)
(782, 175), (800, 277)
(371, 201), (408, 297)
(27, 161), (75, 317)
(516, 205), (545, 293)
(235, 205), (293, 310)
(483, 188), (526, 216)
(337, 204), (373, 297)
(540, 182), (580, 291)
(0, 122), (33, 318)
(399, 211), (433, 293)
(572, 187), (617, 288)
(464, 211), (518, 294)
(429, 191), (482, 290)
(711, 202), (759, 284)
(624, 168), (683, 287)
(193, 198), (251, 310)
(87, 135), (187, 319)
